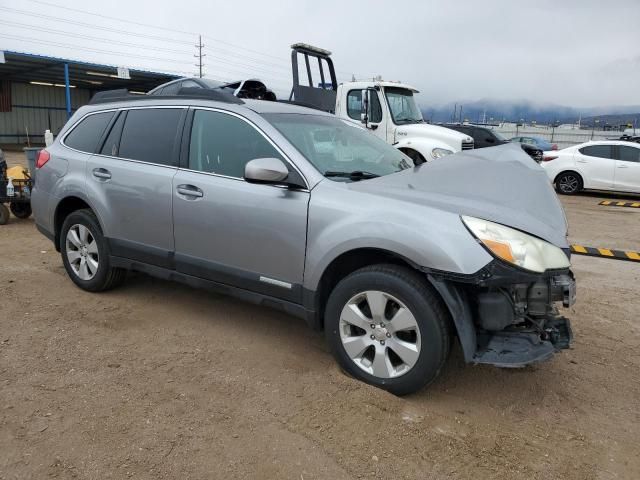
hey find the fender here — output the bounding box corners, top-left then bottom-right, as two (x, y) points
(393, 136), (455, 162)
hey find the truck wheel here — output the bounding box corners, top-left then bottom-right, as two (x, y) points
(10, 202), (32, 219)
(403, 149), (426, 165)
(60, 209), (126, 292)
(0, 204), (9, 225)
(324, 264), (451, 395)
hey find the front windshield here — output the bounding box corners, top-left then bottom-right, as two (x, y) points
(384, 87), (423, 124)
(264, 113), (414, 180)
(492, 130), (508, 141)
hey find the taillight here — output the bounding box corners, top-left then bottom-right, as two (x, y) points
(551, 144), (558, 150)
(36, 149), (50, 169)
(543, 155), (558, 162)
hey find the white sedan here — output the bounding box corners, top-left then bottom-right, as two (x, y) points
(541, 141), (640, 194)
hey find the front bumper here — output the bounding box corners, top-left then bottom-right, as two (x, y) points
(427, 260), (576, 367)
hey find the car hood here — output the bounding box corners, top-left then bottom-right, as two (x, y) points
(395, 123), (472, 148)
(350, 144), (569, 247)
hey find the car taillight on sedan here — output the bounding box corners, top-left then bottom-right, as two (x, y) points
(35, 149), (50, 169)
(542, 155), (558, 162)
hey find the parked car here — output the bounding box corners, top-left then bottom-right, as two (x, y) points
(510, 136), (557, 151)
(31, 91), (575, 395)
(541, 141), (640, 194)
(148, 77), (277, 101)
(445, 124), (543, 162)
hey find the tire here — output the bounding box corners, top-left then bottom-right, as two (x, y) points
(324, 264), (451, 396)
(0, 204), (9, 225)
(555, 171), (583, 195)
(59, 209), (126, 292)
(403, 149), (426, 165)
(10, 202), (32, 219)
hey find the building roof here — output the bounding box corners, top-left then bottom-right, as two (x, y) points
(0, 50), (179, 91)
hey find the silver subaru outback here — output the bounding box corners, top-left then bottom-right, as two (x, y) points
(31, 90), (575, 395)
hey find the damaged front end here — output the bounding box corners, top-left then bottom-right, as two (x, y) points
(428, 259), (576, 368)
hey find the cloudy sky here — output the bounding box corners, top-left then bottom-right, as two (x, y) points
(1, 0), (639, 108)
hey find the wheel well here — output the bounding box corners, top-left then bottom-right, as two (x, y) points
(399, 148), (426, 164)
(313, 248), (419, 329)
(54, 197), (92, 251)
(554, 170), (583, 185)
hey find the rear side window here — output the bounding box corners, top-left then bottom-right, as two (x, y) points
(579, 145), (613, 159)
(64, 111), (114, 153)
(188, 110), (282, 178)
(617, 145), (640, 163)
(118, 108), (183, 166)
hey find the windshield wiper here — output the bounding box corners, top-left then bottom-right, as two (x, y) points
(324, 170), (380, 181)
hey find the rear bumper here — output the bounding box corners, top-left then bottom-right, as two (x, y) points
(427, 260), (576, 367)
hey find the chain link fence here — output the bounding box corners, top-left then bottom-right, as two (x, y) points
(491, 126), (623, 150)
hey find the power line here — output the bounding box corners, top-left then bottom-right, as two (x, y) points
(0, 33), (194, 65)
(0, 6), (194, 46)
(0, 19), (193, 56)
(23, 0), (197, 37)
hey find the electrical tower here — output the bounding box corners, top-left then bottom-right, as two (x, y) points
(194, 35), (206, 78)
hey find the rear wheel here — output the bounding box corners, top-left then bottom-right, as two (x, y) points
(555, 171), (583, 195)
(324, 264), (451, 395)
(10, 202), (32, 219)
(60, 209), (126, 292)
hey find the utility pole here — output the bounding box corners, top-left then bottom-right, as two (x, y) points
(194, 35), (206, 78)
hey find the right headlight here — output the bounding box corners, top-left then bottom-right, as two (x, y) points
(461, 216), (571, 273)
(431, 147), (453, 159)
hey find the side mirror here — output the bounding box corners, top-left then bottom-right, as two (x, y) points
(360, 89), (369, 125)
(244, 158), (289, 184)
(485, 137), (495, 144)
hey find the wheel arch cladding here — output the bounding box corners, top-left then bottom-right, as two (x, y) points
(54, 197), (102, 251)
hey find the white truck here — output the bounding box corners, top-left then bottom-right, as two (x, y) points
(288, 44), (473, 163)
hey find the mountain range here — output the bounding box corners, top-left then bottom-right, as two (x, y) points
(421, 99), (640, 127)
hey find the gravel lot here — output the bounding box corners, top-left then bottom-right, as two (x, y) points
(1, 151), (639, 479)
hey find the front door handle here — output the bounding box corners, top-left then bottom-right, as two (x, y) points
(176, 184), (204, 198)
(92, 168), (111, 180)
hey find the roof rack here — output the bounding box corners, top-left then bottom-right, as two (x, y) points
(89, 87), (244, 105)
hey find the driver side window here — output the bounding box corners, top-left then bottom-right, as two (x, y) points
(346, 90), (382, 123)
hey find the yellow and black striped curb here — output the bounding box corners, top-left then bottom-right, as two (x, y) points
(571, 244), (640, 262)
(598, 200), (640, 208)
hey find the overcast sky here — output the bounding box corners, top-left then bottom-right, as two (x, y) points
(1, 0), (639, 108)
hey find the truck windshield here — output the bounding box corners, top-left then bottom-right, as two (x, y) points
(384, 87), (423, 124)
(264, 113), (414, 180)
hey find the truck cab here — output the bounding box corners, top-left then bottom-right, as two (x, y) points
(288, 44), (473, 163)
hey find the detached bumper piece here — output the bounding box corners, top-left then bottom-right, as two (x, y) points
(473, 316), (572, 367)
(469, 267), (576, 368)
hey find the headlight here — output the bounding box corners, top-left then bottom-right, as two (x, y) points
(431, 148), (453, 159)
(461, 216), (570, 273)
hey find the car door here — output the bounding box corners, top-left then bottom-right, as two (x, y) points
(575, 144), (616, 190)
(86, 107), (186, 267)
(613, 144), (640, 193)
(172, 108), (310, 303)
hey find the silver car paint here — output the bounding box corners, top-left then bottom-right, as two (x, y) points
(33, 98), (569, 300)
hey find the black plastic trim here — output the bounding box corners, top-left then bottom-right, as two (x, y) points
(106, 237), (174, 269)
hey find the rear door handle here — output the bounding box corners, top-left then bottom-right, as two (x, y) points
(92, 168), (111, 180)
(617, 165), (629, 168)
(176, 184), (204, 198)
(576, 159), (587, 163)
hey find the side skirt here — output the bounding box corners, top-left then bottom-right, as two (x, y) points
(109, 256), (316, 325)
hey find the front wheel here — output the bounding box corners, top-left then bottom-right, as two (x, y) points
(555, 171), (583, 195)
(324, 264), (451, 396)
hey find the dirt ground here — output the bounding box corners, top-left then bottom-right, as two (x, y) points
(1, 151), (639, 479)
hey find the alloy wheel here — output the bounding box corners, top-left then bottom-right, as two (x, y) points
(65, 224), (99, 280)
(339, 290), (421, 378)
(558, 174), (579, 193)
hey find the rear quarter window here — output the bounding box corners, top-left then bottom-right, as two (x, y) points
(64, 111), (115, 153)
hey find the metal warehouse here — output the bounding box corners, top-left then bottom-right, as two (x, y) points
(0, 51), (178, 146)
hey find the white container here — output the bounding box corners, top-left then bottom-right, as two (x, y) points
(45, 130), (54, 147)
(6, 177), (15, 197)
